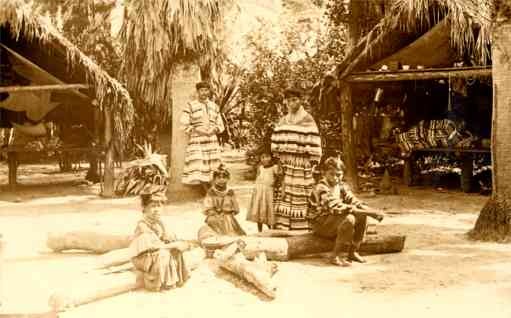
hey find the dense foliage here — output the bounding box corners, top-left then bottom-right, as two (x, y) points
(235, 17), (348, 158)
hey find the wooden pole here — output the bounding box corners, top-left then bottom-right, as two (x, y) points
(7, 152), (17, 190)
(346, 66), (492, 83)
(340, 81), (359, 191)
(103, 107), (115, 197)
(0, 84), (89, 93)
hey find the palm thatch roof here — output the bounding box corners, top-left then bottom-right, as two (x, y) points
(120, 0), (228, 119)
(336, 0), (492, 79)
(0, 0), (134, 143)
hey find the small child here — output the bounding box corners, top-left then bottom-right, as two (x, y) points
(203, 164), (246, 236)
(308, 157), (384, 266)
(246, 151), (282, 232)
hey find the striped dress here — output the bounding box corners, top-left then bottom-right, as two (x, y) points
(271, 107), (322, 231)
(180, 100), (225, 185)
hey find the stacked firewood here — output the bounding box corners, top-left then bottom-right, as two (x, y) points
(114, 143), (168, 197)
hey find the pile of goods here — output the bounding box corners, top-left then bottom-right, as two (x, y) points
(114, 143), (168, 197)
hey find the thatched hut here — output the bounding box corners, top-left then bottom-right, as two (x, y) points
(332, 0), (492, 192)
(0, 0), (134, 195)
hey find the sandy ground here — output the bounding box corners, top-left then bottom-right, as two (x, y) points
(1, 161), (511, 317)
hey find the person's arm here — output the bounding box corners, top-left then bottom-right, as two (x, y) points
(228, 189), (240, 215)
(340, 184), (384, 222)
(203, 193), (218, 216)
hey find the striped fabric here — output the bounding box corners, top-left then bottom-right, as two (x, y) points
(308, 179), (364, 222)
(180, 100), (224, 185)
(396, 119), (456, 156)
(271, 108), (322, 231)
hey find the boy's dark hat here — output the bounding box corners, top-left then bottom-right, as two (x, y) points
(196, 81), (211, 90)
(283, 87), (303, 98)
(140, 190), (167, 205)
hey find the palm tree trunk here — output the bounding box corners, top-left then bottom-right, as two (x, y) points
(470, 4), (511, 241)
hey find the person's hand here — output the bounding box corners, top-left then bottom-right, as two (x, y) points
(195, 126), (209, 136)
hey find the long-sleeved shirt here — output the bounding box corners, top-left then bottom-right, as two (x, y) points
(308, 178), (364, 221)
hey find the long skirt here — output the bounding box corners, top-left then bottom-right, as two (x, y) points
(132, 248), (189, 292)
(206, 213), (246, 236)
(182, 134), (222, 185)
(273, 154), (315, 231)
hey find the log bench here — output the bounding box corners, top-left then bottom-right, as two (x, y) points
(1, 146), (104, 190)
(402, 147), (491, 192)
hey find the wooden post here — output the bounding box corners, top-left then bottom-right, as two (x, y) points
(461, 154), (473, 193)
(339, 81), (359, 191)
(102, 107), (115, 197)
(7, 152), (17, 190)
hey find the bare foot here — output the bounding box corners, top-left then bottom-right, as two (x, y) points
(349, 251), (366, 263)
(331, 256), (351, 267)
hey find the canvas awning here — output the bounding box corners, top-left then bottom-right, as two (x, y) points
(371, 19), (457, 70)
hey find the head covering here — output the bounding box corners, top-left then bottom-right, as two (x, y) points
(284, 87), (303, 98)
(140, 191), (167, 207)
(196, 81), (211, 90)
(322, 156), (345, 172)
(212, 163), (230, 179)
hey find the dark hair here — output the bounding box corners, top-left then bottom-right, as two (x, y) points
(284, 88), (303, 98)
(213, 163), (230, 179)
(196, 81), (211, 90)
(140, 192), (166, 208)
(322, 157), (345, 172)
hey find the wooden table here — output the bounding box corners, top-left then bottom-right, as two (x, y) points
(403, 147), (491, 193)
(1, 146), (104, 190)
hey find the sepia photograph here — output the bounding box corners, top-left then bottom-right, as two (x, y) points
(0, 0), (509, 317)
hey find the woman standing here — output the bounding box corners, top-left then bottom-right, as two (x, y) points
(180, 81), (224, 192)
(271, 88), (322, 231)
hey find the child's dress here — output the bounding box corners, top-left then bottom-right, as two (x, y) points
(130, 217), (189, 291)
(203, 186), (246, 236)
(246, 164), (280, 227)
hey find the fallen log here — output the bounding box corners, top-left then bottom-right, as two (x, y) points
(199, 225), (406, 261)
(47, 231), (131, 253)
(214, 241), (277, 299)
(48, 271), (141, 312)
(50, 247), (206, 312)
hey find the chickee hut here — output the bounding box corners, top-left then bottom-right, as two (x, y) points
(0, 0), (134, 195)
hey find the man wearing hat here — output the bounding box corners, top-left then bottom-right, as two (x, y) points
(271, 87), (322, 231)
(180, 81), (225, 192)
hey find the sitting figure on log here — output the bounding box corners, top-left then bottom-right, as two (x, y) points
(308, 157), (384, 267)
(130, 191), (190, 291)
(203, 164), (246, 236)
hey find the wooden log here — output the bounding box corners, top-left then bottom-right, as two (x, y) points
(46, 231), (131, 254)
(199, 226), (406, 261)
(340, 81), (359, 191)
(48, 271), (141, 312)
(214, 242), (277, 299)
(102, 107), (115, 197)
(93, 244), (205, 272)
(0, 84), (89, 93)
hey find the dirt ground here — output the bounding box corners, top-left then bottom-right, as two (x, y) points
(1, 161), (510, 318)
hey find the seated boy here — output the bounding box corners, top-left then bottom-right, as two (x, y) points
(308, 157), (384, 266)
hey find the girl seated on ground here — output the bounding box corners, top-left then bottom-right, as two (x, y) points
(130, 191), (189, 292)
(203, 164), (246, 236)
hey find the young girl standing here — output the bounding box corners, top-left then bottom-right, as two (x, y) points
(246, 151), (282, 232)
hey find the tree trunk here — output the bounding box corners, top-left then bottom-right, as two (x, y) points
(470, 5), (511, 241)
(198, 226), (405, 261)
(46, 231), (132, 254)
(214, 241), (277, 299)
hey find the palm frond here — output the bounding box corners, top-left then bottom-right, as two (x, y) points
(120, 0), (229, 120)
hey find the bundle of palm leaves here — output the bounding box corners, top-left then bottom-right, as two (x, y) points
(114, 143), (168, 197)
